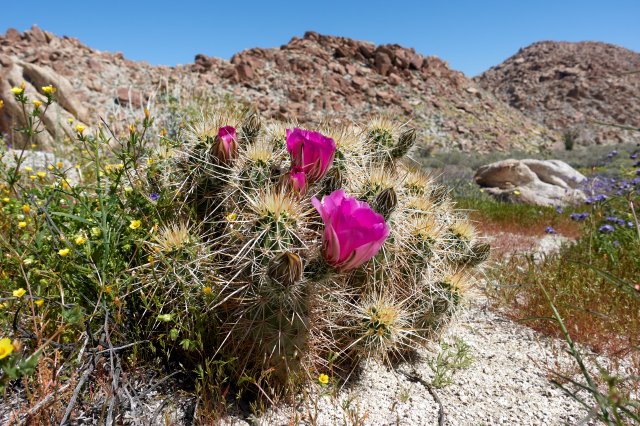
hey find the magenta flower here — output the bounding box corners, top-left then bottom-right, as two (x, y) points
(312, 190), (390, 271)
(286, 128), (336, 182)
(290, 166), (307, 194)
(214, 126), (238, 162)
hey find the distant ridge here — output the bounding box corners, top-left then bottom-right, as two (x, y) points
(476, 41), (640, 146)
(0, 26), (556, 152)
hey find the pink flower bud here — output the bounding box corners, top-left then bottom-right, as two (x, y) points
(214, 126), (238, 162)
(286, 128), (336, 182)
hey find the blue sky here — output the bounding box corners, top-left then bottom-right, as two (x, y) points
(1, 0), (638, 76)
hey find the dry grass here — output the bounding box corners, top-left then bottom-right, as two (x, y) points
(488, 241), (639, 357)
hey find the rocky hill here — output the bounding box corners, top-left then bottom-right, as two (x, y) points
(476, 41), (640, 146)
(0, 26), (554, 152)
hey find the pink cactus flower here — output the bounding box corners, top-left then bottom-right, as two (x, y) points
(290, 166), (307, 194)
(215, 126), (238, 162)
(312, 189), (390, 271)
(286, 128), (336, 182)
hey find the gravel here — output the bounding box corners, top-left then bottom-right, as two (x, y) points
(220, 289), (599, 425)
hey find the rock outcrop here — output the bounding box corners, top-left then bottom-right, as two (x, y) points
(476, 41), (640, 147)
(0, 26), (555, 152)
(474, 159), (586, 206)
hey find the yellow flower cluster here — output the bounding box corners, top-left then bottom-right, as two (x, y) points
(0, 338), (14, 359)
(129, 220), (142, 230)
(41, 85), (56, 95)
(13, 288), (26, 298)
(11, 82), (26, 95)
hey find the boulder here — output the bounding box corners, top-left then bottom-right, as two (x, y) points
(0, 57), (84, 150)
(474, 159), (586, 206)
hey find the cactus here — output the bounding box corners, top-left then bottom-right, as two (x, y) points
(143, 109), (488, 394)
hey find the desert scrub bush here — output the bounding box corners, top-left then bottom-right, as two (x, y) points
(0, 83), (163, 420)
(0, 82), (487, 418)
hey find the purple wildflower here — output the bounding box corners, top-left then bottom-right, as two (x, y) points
(149, 192), (160, 202)
(545, 226), (557, 235)
(555, 206), (564, 214)
(599, 224), (615, 233)
(570, 212), (590, 221)
(631, 153), (638, 160)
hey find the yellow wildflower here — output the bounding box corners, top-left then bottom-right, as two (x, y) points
(58, 248), (70, 257)
(13, 288), (26, 298)
(24, 166), (33, 172)
(10, 86), (24, 95)
(18, 221), (27, 229)
(129, 220), (141, 230)
(146, 158), (153, 166)
(2, 197), (10, 202)
(144, 107), (150, 119)
(41, 85), (56, 95)
(226, 212), (237, 222)
(47, 165), (54, 171)
(75, 235), (86, 245)
(22, 204), (30, 214)
(0, 99), (4, 109)
(318, 373), (329, 385)
(34, 299), (44, 307)
(203, 286), (212, 295)
(75, 124), (86, 134)
(29, 175), (36, 181)
(129, 124), (136, 133)
(513, 190), (521, 196)
(0, 338), (13, 360)
(32, 100), (42, 109)
(57, 161), (63, 169)
(37, 171), (46, 178)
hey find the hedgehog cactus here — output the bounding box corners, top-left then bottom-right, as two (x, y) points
(148, 111), (487, 392)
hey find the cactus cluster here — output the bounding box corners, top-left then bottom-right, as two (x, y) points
(142, 109), (488, 391)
